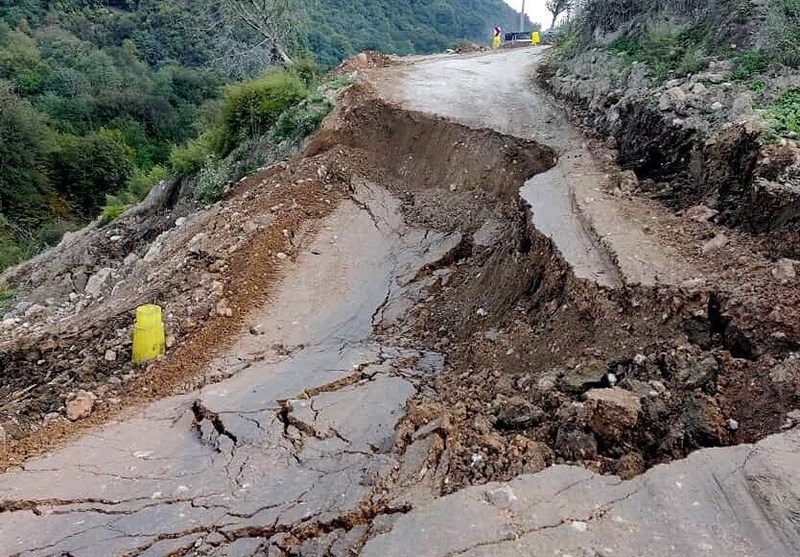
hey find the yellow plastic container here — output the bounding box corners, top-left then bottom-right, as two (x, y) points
(132, 304), (166, 364)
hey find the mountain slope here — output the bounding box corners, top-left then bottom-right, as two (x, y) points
(0, 0), (528, 271)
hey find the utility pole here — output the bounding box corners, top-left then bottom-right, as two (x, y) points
(519, 0), (526, 32)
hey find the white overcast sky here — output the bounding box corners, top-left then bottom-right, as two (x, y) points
(503, 0), (558, 30)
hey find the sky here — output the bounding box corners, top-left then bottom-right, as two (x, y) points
(503, 0), (557, 30)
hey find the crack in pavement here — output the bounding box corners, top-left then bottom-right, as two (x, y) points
(191, 399), (239, 448)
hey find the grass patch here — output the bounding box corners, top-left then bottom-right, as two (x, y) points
(605, 20), (713, 82)
(730, 50), (771, 80)
(0, 280), (14, 311)
(761, 89), (800, 138)
(751, 79), (767, 92)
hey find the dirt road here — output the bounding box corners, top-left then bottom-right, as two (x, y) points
(1, 49), (798, 557)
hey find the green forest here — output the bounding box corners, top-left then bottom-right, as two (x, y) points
(0, 0), (526, 270)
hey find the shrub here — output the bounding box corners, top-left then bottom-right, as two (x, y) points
(99, 203), (127, 225)
(0, 278), (15, 312)
(274, 93), (332, 141)
(219, 70), (308, 156)
(762, 89), (800, 138)
(766, 0), (800, 67)
(603, 19), (711, 81)
(288, 55), (321, 88)
(196, 155), (233, 205)
(730, 50), (770, 80)
(552, 18), (583, 60)
(99, 165), (168, 224)
(170, 128), (219, 177)
(47, 131), (133, 219)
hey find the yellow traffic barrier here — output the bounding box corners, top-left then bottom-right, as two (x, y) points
(132, 304), (166, 364)
(492, 35), (501, 50)
(532, 31), (541, 46)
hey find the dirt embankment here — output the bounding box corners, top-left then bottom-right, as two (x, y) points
(538, 52), (800, 258)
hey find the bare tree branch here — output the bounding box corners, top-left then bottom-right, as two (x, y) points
(546, 0), (573, 28)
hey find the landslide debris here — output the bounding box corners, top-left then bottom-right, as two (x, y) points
(0, 59), (797, 539)
(307, 89), (799, 495)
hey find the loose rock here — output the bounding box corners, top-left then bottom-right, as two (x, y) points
(66, 391), (97, 421)
(585, 388), (642, 442)
(493, 396), (544, 430)
(701, 233), (728, 254)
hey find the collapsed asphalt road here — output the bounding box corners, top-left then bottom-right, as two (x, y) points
(1, 49), (799, 557)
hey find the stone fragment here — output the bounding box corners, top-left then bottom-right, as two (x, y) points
(772, 258), (797, 281)
(616, 452), (646, 480)
(559, 360), (608, 393)
(494, 396), (544, 430)
(701, 233), (728, 254)
(683, 394), (727, 446)
(685, 354), (718, 389)
(66, 391), (97, 421)
(85, 268), (113, 298)
(485, 485), (517, 507)
(659, 87), (687, 111)
(685, 204), (718, 222)
(585, 388), (642, 442)
(554, 427), (597, 460)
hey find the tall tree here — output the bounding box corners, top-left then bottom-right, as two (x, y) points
(545, 0), (572, 29)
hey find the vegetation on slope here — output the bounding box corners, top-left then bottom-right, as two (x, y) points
(554, 0), (800, 83)
(0, 0), (526, 271)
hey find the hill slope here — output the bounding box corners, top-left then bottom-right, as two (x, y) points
(0, 0), (528, 271)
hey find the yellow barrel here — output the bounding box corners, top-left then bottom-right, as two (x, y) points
(132, 304), (166, 364)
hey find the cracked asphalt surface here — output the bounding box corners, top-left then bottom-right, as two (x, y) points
(0, 185), (456, 556)
(2, 49), (799, 557)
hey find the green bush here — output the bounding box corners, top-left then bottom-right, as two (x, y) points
(274, 93), (332, 141)
(552, 18), (583, 60)
(99, 203), (128, 225)
(196, 155), (233, 205)
(47, 131), (134, 219)
(289, 55), (321, 88)
(606, 20), (712, 82)
(766, 0), (800, 67)
(0, 276), (15, 312)
(170, 129), (219, 176)
(219, 70), (308, 155)
(730, 50), (770, 80)
(762, 89), (800, 138)
(99, 165), (169, 224)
